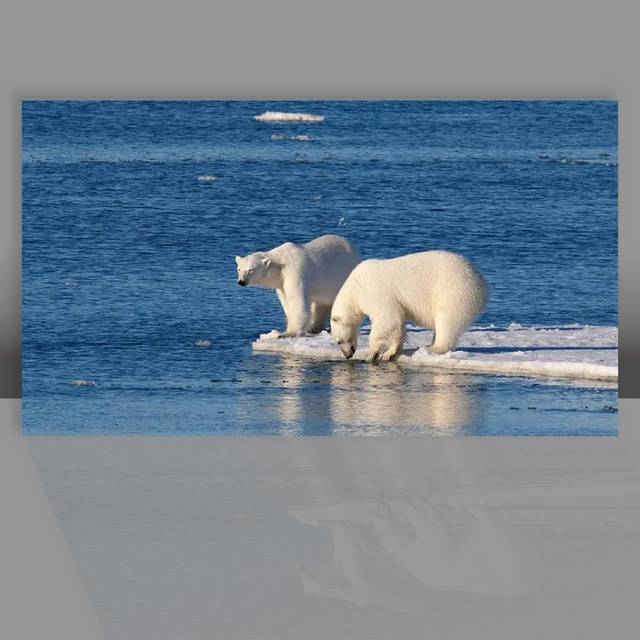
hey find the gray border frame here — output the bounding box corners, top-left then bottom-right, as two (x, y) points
(2, 2), (639, 638)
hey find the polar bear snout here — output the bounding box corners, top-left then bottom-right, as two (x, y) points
(238, 279), (247, 287)
(338, 342), (356, 359)
(331, 316), (359, 359)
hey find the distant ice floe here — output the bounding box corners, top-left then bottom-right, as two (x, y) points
(255, 111), (325, 123)
(253, 324), (618, 385)
(194, 339), (213, 348)
(197, 175), (218, 182)
(70, 379), (97, 387)
(538, 153), (617, 167)
(270, 134), (314, 142)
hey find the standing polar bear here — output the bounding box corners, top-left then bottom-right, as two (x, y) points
(236, 234), (361, 337)
(331, 250), (488, 361)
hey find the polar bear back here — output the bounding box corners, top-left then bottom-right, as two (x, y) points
(271, 234), (361, 303)
(342, 250), (487, 328)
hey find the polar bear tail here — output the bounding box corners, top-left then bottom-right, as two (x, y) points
(430, 262), (488, 353)
(430, 311), (469, 354)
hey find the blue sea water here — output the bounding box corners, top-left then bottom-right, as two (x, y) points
(22, 101), (618, 435)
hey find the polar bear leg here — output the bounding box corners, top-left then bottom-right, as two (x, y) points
(276, 288), (289, 325)
(430, 312), (464, 354)
(368, 316), (405, 362)
(277, 277), (310, 338)
(309, 302), (331, 334)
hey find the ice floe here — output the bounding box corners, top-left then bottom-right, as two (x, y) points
(253, 324), (618, 384)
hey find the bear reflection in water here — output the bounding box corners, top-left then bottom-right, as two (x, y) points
(273, 355), (480, 436)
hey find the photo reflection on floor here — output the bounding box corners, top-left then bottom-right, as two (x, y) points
(291, 498), (537, 609)
(285, 436), (541, 610)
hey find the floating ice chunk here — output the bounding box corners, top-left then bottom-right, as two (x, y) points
(197, 175), (218, 182)
(194, 339), (213, 348)
(254, 111), (325, 123)
(543, 155), (617, 167)
(71, 379), (97, 387)
(402, 348), (617, 383)
(270, 133), (314, 142)
(254, 330), (359, 361)
(253, 324), (618, 385)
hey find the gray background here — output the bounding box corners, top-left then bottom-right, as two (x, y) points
(1, 1), (638, 639)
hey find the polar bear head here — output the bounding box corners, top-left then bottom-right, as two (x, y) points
(330, 312), (359, 359)
(235, 252), (278, 288)
(330, 277), (363, 359)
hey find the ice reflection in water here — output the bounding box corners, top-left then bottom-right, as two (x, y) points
(330, 365), (477, 435)
(273, 355), (480, 436)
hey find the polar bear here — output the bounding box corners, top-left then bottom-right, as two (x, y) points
(235, 234), (361, 337)
(330, 250), (488, 361)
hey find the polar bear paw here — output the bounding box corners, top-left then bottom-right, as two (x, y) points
(276, 330), (306, 339)
(368, 344), (401, 363)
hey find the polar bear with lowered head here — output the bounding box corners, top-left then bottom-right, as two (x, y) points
(330, 250), (488, 361)
(236, 234), (361, 337)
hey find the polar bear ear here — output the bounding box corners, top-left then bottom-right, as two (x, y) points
(234, 256), (241, 265)
(261, 256), (272, 268)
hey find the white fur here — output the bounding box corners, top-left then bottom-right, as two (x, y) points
(331, 250), (488, 361)
(236, 234), (361, 337)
